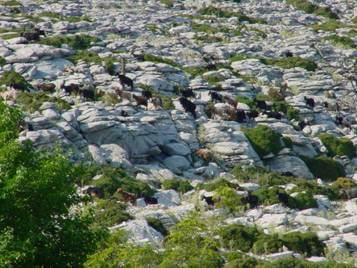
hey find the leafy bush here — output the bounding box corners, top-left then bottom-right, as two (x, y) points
(143, 54), (180, 68)
(162, 178), (193, 193)
(162, 215), (224, 268)
(312, 20), (349, 32)
(287, 106), (300, 120)
(92, 166), (155, 198)
(252, 234), (283, 254)
(289, 191), (318, 210)
(197, 178), (239, 192)
(85, 230), (162, 268)
(252, 186), (285, 206)
(68, 50), (101, 64)
(257, 257), (353, 268)
(16, 92), (71, 113)
(260, 57), (318, 71)
(213, 186), (246, 213)
(319, 133), (355, 159)
(0, 56), (6, 66)
(40, 34), (98, 50)
(243, 125), (283, 157)
(303, 156), (346, 181)
(281, 231), (325, 257)
(225, 252), (259, 268)
(0, 71), (32, 91)
(324, 35), (356, 49)
(331, 177), (355, 190)
(146, 217), (168, 236)
(286, 0), (338, 19)
(0, 100), (22, 143)
(94, 199), (132, 228)
(218, 224), (261, 252)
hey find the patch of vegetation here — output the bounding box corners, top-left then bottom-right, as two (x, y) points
(252, 234), (283, 254)
(290, 191), (318, 210)
(197, 178), (240, 192)
(218, 224), (261, 252)
(312, 20), (352, 32)
(16, 92), (71, 113)
(146, 217), (168, 236)
(0, 56), (6, 66)
(281, 231), (325, 257)
(319, 133), (355, 159)
(0, 0), (22, 7)
(243, 125), (283, 158)
(229, 53), (255, 62)
(143, 53), (180, 68)
(93, 199), (132, 228)
(260, 57), (318, 71)
(100, 93), (120, 106)
(40, 34), (99, 50)
(286, 0), (338, 19)
(256, 257), (352, 268)
(159, 0), (174, 8)
(68, 51), (116, 75)
(0, 71), (32, 91)
(302, 156), (346, 181)
(91, 166), (155, 199)
(252, 186), (286, 206)
(324, 35), (356, 49)
(162, 178), (193, 194)
(198, 6), (266, 24)
(137, 84), (175, 110)
(225, 252), (259, 268)
(213, 186), (246, 213)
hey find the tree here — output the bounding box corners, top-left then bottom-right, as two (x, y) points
(0, 101), (102, 267)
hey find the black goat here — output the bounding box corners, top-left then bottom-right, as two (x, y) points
(21, 31), (41, 41)
(133, 95), (148, 107)
(81, 89), (95, 100)
(181, 88), (195, 98)
(264, 111), (282, 120)
(85, 187), (104, 199)
(298, 120), (307, 130)
(120, 110), (129, 117)
(284, 51), (293, 57)
(243, 192), (259, 208)
(247, 110), (259, 119)
(142, 90), (152, 99)
(235, 109), (246, 123)
(144, 196), (158, 205)
(304, 96), (315, 108)
(202, 195), (214, 207)
(209, 91), (223, 103)
(254, 98), (268, 110)
(179, 97), (197, 118)
(223, 95), (237, 107)
(62, 83), (81, 95)
(117, 74), (134, 90)
(278, 192), (290, 207)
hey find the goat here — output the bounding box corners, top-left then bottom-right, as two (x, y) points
(133, 94), (148, 107)
(235, 109), (247, 123)
(247, 110), (259, 119)
(243, 192), (259, 208)
(142, 90), (152, 99)
(115, 88), (133, 101)
(116, 188), (136, 204)
(37, 82), (56, 92)
(223, 95), (237, 108)
(284, 51), (293, 57)
(81, 89), (95, 100)
(144, 196), (158, 205)
(304, 96), (315, 108)
(85, 187), (104, 199)
(196, 148), (214, 162)
(21, 31), (41, 41)
(277, 192), (290, 207)
(181, 88), (195, 98)
(254, 98), (268, 110)
(62, 83), (81, 95)
(117, 73), (134, 90)
(202, 195), (215, 207)
(209, 91), (223, 103)
(179, 97), (197, 118)
(263, 111), (282, 120)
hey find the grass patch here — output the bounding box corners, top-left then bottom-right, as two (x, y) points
(286, 0), (338, 19)
(16, 92), (71, 113)
(162, 178), (193, 194)
(302, 156), (346, 181)
(0, 0), (22, 7)
(324, 35), (356, 49)
(319, 133), (355, 159)
(40, 34), (99, 50)
(159, 0), (174, 8)
(260, 57), (317, 71)
(0, 57), (6, 66)
(93, 199), (132, 228)
(143, 54), (180, 68)
(243, 125), (283, 157)
(0, 71), (32, 91)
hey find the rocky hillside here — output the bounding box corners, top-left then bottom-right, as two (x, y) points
(0, 0), (356, 266)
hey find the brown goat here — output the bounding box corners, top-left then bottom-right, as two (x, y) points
(37, 82), (56, 92)
(116, 188), (137, 204)
(196, 148), (214, 162)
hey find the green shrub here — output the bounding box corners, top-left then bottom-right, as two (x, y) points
(257, 257), (352, 268)
(94, 199), (132, 228)
(252, 186), (285, 206)
(286, 0), (338, 19)
(252, 234), (283, 254)
(40, 34), (98, 50)
(162, 178), (193, 193)
(260, 57), (318, 71)
(225, 252), (259, 268)
(213, 186), (246, 213)
(281, 231), (325, 257)
(68, 50), (101, 64)
(92, 166), (155, 198)
(0, 71), (32, 91)
(291, 179), (341, 200)
(146, 217), (168, 236)
(16, 92), (71, 113)
(0, 100), (22, 143)
(0, 56), (6, 66)
(159, 0), (174, 7)
(162, 215), (224, 268)
(235, 95), (255, 108)
(331, 177), (355, 190)
(229, 53), (252, 62)
(324, 35), (356, 49)
(1, 0), (22, 7)
(282, 136), (293, 148)
(312, 20), (349, 32)
(289, 191), (318, 210)
(143, 54), (180, 68)
(319, 133), (355, 159)
(243, 125), (283, 157)
(218, 224), (261, 252)
(303, 156), (346, 181)
(197, 178), (239, 192)
(287, 106), (300, 120)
